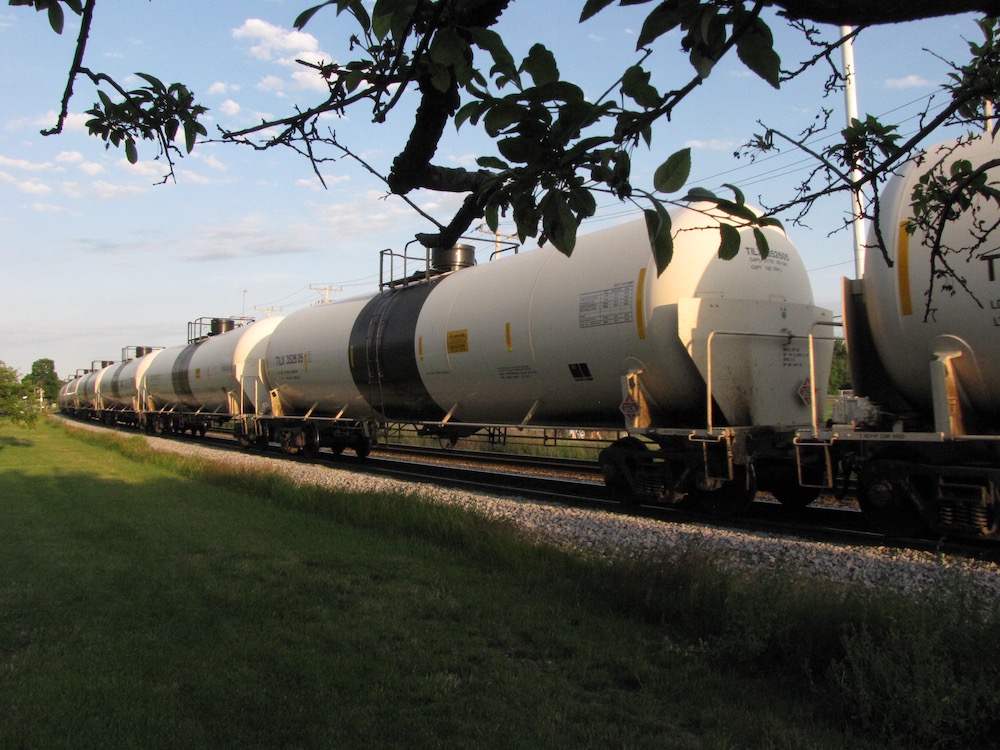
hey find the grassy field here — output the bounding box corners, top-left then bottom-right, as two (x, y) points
(2, 419), (999, 749)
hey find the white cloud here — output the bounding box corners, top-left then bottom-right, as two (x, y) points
(192, 152), (227, 171)
(220, 99), (242, 116)
(115, 158), (168, 180)
(90, 180), (146, 199)
(291, 68), (330, 93)
(257, 75), (285, 93)
(56, 151), (104, 175)
(234, 18), (335, 92)
(885, 74), (931, 89)
(233, 18), (326, 65)
(685, 138), (738, 151)
(79, 162), (105, 176)
(0, 154), (53, 171)
(0, 170), (52, 194)
(447, 153), (479, 167)
(28, 203), (72, 214)
(180, 214), (319, 261)
(208, 81), (241, 95)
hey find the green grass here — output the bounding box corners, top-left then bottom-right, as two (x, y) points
(2, 419), (999, 749)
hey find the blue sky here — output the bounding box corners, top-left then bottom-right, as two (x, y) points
(0, 1), (985, 378)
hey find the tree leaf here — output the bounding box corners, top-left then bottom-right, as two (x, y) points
(636, 0), (685, 49)
(735, 17), (781, 89)
(621, 65), (660, 108)
(470, 27), (519, 86)
(483, 100), (524, 136)
(644, 202), (674, 275)
(455, 100), (485, 130)
(540, 190), (578, 255)
(684, 186), (718, 202)
(521, 44), (559, 87)
(294, 2), (335, 30)
(752, 227), (770, 259)
(135, 72), (166, 93)
(580, 0), (616, 23)
(653, 147), (691, 194)
(476, 155), (509, 170)
(718, 223), (741, 260)
(125, 138), (138, 165)
(46, 1), (64, 34)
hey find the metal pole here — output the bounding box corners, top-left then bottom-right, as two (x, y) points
(841, 26), (866, 278)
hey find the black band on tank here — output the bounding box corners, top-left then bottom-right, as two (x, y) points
(171, 343), (199, 401)
(349, 280), (445, 421)
(108, 362), (128, 401)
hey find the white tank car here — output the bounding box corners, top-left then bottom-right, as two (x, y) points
(141, 345), (186, 412)
(185, 318), (284, 414)
(415, 207), (830, 430)
(231, 316), (285, 416)
(76, 367), (109, 412)
(265, 295), (375, 419)
(143, 318), (282, 416)
(100, 348), (163, 412)
(858, 135), (1000, 431)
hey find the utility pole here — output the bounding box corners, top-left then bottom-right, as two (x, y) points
(309, 284), (342, 304)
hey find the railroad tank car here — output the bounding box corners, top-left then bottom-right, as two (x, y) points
(141, 317), (282, 434)
(57, 376), (80, 414)
(260, 205), (834, 511)
(98, 347), (163, 424)
(800, 134), (1000, 539)
(74, 365), (114, 417)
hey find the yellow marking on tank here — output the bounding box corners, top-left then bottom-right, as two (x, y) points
(505, 322), (512, 352)
(898, 220), (913, 316)
(447, 329), (469, 354)
(635, 268), (647, 340)
(349, 345), (355, 369)
(418, 335), (423, 361)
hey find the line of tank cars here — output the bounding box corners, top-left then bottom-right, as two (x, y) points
(60, 136), (1000, 541)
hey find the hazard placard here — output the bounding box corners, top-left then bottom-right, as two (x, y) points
(797, 377), (813, 406)
(620, 393), (641, 419)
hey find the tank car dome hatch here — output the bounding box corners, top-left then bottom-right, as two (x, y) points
(211, 318), (235, 336)
(432, 244), (476, 273)
(860, 135), (1000, 423)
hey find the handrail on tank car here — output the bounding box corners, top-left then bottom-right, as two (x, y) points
(380, 234), (519, 290)
(121, 345), (164, 362)
(187, 316), (254, 345)
(380, 240), (432, 290)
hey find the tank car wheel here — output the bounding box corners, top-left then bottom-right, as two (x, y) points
(301, 424), (320, 459)
(690, 465), (757, 517)
(235, 427), (252, 449)
(857, 459), (927, 537)
(599, 437), (647, 505)
(354, 438), (371, 459)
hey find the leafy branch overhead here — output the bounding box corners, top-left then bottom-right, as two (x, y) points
(16, 0), (1000, 273)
